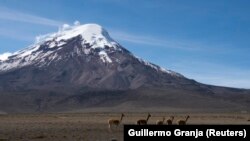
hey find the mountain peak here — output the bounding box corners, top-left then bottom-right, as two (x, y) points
(0, 23), (180, 79)
(0, 23), (121, 71)
(36, 23), (116, 49)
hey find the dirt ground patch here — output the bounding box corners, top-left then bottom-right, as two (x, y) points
(0, 113), (249, 141)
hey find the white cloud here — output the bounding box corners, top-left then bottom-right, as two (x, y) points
(60, 24), (71, 31)
(109, 30), (205, 50)
(74, 21), (80, 26)
(0, 52), (12, 61)
(0, 7), (63, 26)
(0, 7), (66, 41)
(0, 28), (34, 41)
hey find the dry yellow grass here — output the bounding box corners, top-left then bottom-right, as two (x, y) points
(0, 113), (249, 141)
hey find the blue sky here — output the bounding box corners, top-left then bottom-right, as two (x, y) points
(0, 0), (250, 88)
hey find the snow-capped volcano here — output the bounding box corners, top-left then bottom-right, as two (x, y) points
(0, 23), (250, 113)
(0, 23), (179, 77)
(0, 24), (118, 71)
(35, 23), (118, 50)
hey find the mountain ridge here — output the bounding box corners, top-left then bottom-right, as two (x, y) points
(0, 23), (249, 113)
(0, 24), (179, 77)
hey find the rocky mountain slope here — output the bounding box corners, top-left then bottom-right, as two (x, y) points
(0, 23), (249, 113)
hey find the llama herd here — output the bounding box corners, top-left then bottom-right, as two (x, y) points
(108, 113), (190, 129)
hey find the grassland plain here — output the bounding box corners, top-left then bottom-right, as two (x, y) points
(0, 113), (250, 141)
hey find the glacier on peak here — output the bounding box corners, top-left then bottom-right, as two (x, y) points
(35, 23), (118, 49)
(0, 22), (180, 77)
(0, 23), (119, 71)
(0, 52), (12, 61)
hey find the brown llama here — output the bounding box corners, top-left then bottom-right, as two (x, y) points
(178, 115), (190, 125)
(137, 113), (151, 125)
(108, 113), (125, 129)
(166, 116), (175, 125)
(156, 117), (165, 125)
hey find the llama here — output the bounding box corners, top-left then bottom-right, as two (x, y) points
(137, 113), (151, 125)
(108, 113), (125, 129)
(166, 116), (174, 125)
(178, 115), (190, 125)
(156, 117), (165, 125)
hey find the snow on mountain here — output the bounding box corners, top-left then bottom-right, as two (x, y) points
(135, 57), (183, 77)
(35, 23), (118, 49)
(0, 52), (12, 61)
(0, 23), (118, 71)
(0, 22), (181, 77)
(99, 50), (112, 63)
